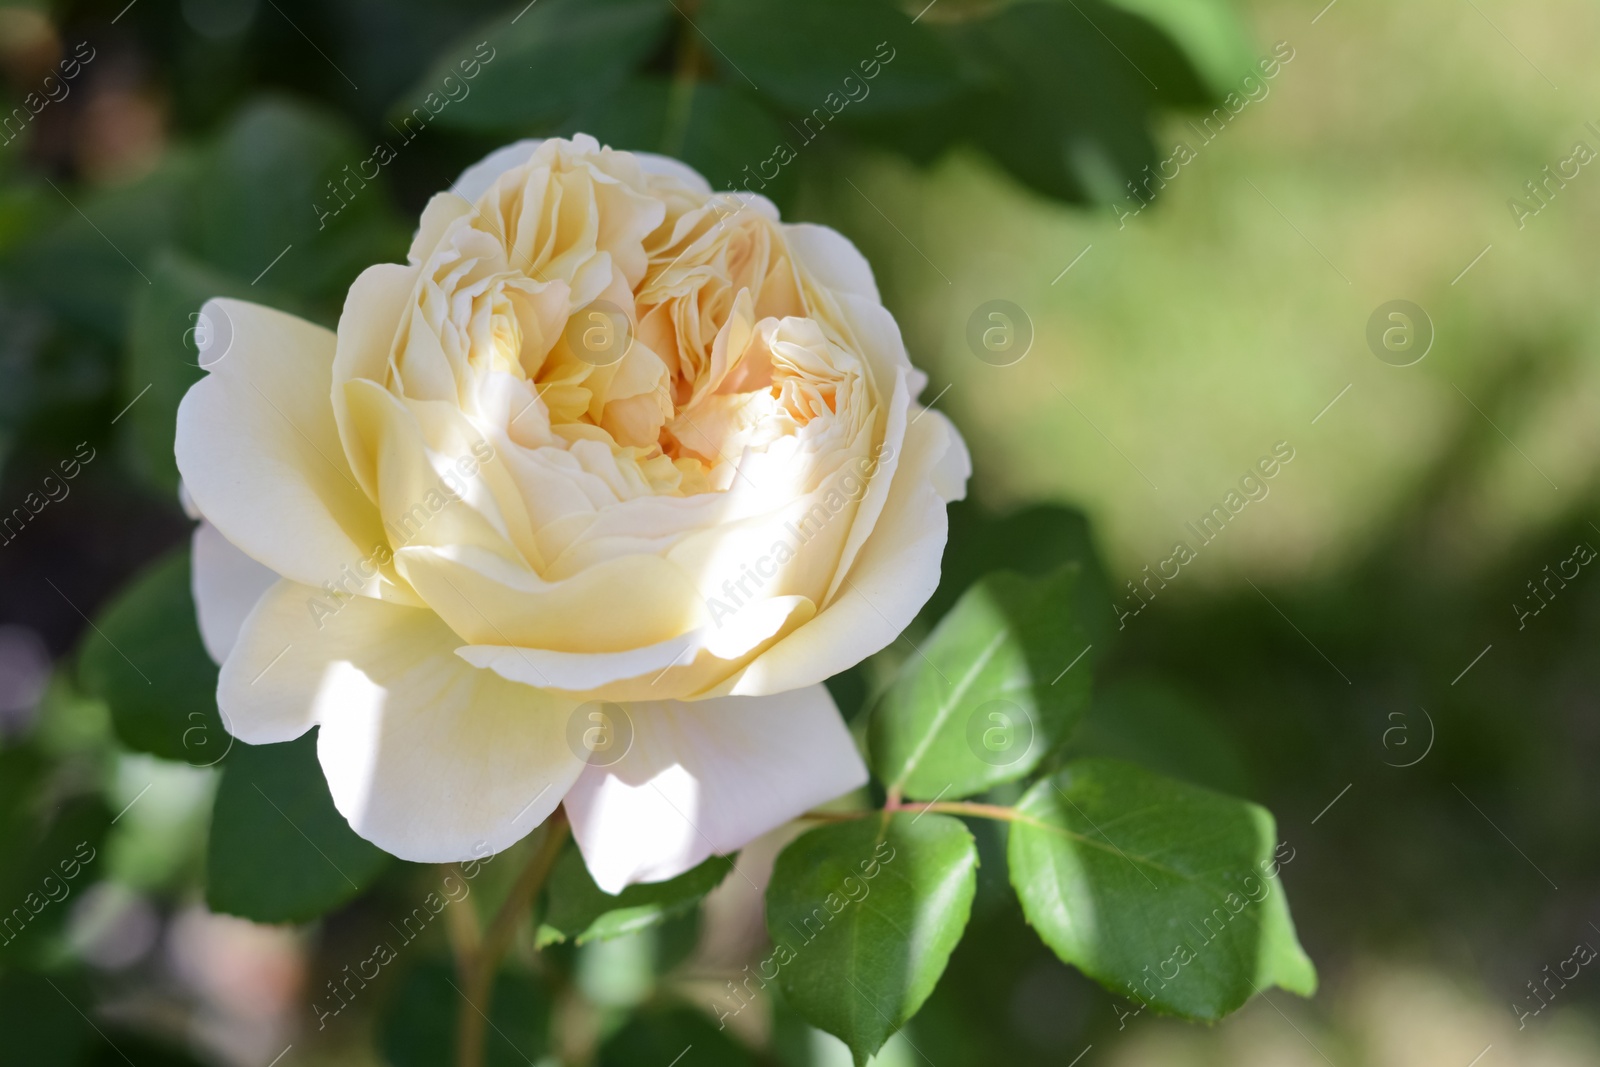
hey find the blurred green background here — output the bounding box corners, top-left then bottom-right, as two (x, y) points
(1, 0), (1597, 1064)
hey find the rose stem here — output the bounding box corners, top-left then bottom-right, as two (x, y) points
(455, 810), (570, 1067)
(895, 800), (1025, 822)
(798, 800), (1024, 824)
(441, 862), (481, 981)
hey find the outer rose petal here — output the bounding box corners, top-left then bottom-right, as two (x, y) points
(564, 685), (868, 893)
(175, 298), (390, 593)
(451, 135), (713, 204)
(220, 581), (586, 860)
(332, 263), (421, 498)
(784, 223), (881, 302)
(191, 519), (277, 664)
(782, 224), (919, 608)
(724, 407), (971, 698)
(452, 138), (546, 203)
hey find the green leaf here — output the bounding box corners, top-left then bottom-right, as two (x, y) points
(406, 0), (671, 133)
(77, 547), (226, 767)
(765, 814), (977, 1066)
(947, 0), (1259, 203)
(538, 845), (733, 947)
(124, 249), (254, 491)
(564, 79), (799, 210)
(184, 98), (405, 307)
(599, 1005), (759, 1066)
(561, 80), (673, 160)
(0, 747), (110, 964)
(380, 961), (548, 1067)
(952, 1), (1160, 202)
(206, 732), (390, 923)
(1007, 758), (1316, 1019)
(0, 290), (115, 447)
(1099, 0), (1257, 98)
(0, 156), (197, 342)
(699, 0), (966, 119)
(926, 501), (1114, 652)
(869, 567), (1092, 801)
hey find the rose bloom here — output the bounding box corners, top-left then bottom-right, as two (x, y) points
(178, 135), (969, 892)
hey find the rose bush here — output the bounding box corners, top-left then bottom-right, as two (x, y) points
(176, 135), (969, 893)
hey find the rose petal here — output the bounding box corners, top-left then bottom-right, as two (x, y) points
(191, 519), (277, 665)
(217, 579), (342, 747)
(408, 193), (475, 265)
(784, 223), (880, 303)
(220, 579), (585, 860)
(925, 406), (973, 501)
(340, 378), (530, 563)
(457, 594), (814, 695)
(450, 134), (713, 205)
(725, 408), (970, 697)
(333, 263), (422, 499)
(175, 298), (392, 594)
(564, 684), (867, 892)
(394, 542), (705, 652)
(452, 138), (547, 204)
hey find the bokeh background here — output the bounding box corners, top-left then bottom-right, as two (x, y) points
(1, 0), (1598, 1064)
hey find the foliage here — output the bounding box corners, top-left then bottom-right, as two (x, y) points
(538, 849), (735, 946)
(765, 813), (979, 1065)
(205, 732), (392, 923)
(76, 547), (221, 764)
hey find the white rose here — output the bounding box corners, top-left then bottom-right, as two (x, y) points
(177, 135), (969, 892)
